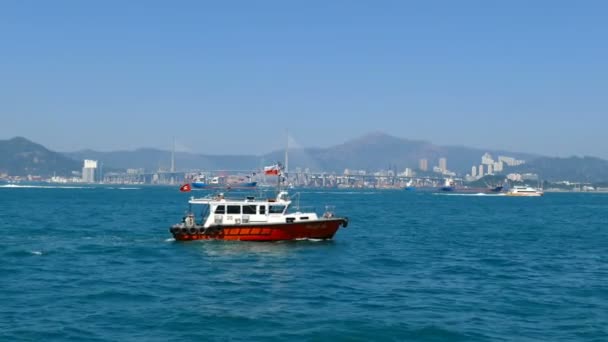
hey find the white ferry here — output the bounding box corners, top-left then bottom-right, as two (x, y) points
(506, 185), (544, 197)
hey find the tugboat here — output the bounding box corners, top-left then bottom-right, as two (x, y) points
(170, 164), (349, 241)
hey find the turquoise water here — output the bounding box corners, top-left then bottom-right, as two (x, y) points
(1, 186), (607, 341)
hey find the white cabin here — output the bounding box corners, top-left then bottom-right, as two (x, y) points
(188, 191), (321, 228)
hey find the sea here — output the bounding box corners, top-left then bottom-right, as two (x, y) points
(0, 185), (606, 341)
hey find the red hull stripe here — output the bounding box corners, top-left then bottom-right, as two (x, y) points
(171, 219), (346, 241)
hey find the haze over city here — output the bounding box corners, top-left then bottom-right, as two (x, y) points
(1, 1), (607, 158)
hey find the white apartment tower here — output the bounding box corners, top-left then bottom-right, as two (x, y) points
(82, 159), (97, 183)
(439, 157), (447, 172)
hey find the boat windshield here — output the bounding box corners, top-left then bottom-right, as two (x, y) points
(268, 205), (287, 214)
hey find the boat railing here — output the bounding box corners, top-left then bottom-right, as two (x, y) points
(286, 205), (317, 214)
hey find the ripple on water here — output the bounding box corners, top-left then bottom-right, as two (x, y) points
(0, 188), (607, 341)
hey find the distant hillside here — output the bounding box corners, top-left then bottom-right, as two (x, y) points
(0, 137), (80, 176)
(65, 149), (261, 172)
(65, 132), (537, 174)
(9, 132), (599, 183)
(262, 132), (537, 173)
(511, 156), (608, 183)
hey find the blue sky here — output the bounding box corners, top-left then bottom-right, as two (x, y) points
(1, 1), (607, 157)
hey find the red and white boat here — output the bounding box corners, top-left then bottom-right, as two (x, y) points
(170, 165), (348, 241)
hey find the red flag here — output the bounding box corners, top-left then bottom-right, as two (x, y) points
(264, 164), (280, 175)
(179, 183), (191, 192)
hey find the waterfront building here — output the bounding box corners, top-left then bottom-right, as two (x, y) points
(478, 164), (484, 177)
(471, 166), (477, 177)
(482, 153), (494, 165)
(82, 159), (97, 183)
(419, 159), (428, 171)
(439, 157), (447, 172)
(507, 173), (522, 182)
(522, 173), (539, 181)
(498, 156), (525, 167)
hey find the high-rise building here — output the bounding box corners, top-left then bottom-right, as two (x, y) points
(439, 157), (447, 172)
(471, 166), (477, 177)
(82, 160), (97, 183)
(498, 156), (525, 167)
(419, 159), (428, 171)
(494, 161), (504, 173)
(482, 153), (494, 165)
(487, 163), (494, 175)
(478, 164), (484, 177)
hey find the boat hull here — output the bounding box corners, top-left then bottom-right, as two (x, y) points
(439, 186), (503, 194)
(170, 218), (348, 241)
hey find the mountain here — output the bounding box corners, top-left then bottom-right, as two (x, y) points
(512, 156), (608, 183)
(262, 132), (537, 173)
(65, 132), (537, 174)
(6, 133), (607, 182)
(65, 149), (261, 171)
(0, 137), (80, 176)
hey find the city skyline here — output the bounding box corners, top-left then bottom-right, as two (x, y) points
(2, 1), (607, 158)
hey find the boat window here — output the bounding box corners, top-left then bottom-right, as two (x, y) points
(269, 205), (286, 214)
(227, 205), (241, 214)
(243, 205), (256, 214)
(259, 205), (266, 214)
(215, 205), (225, 214)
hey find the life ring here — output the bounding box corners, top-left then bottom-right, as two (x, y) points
(170, 226), (179, 234)
(181, 227), (189, 234)
(189, 227), (197, 234)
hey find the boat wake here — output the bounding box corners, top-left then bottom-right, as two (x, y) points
(433, 193), (506, 197)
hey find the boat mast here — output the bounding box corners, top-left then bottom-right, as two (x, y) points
(284, 129), (289, 179)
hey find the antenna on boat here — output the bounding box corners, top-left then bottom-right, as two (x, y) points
(284, 129), (289, 180)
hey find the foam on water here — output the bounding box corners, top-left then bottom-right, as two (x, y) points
(433, 192), (507, 196)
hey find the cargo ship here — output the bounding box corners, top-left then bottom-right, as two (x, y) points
(438, 179), (504, 194)
(191, 174), (257, 189)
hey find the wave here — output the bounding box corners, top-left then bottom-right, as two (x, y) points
(310, 191), (378, 195)
(433, 192), (506, 197)
(293, 238), (326, 242)
(0, 184), (93, 189)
